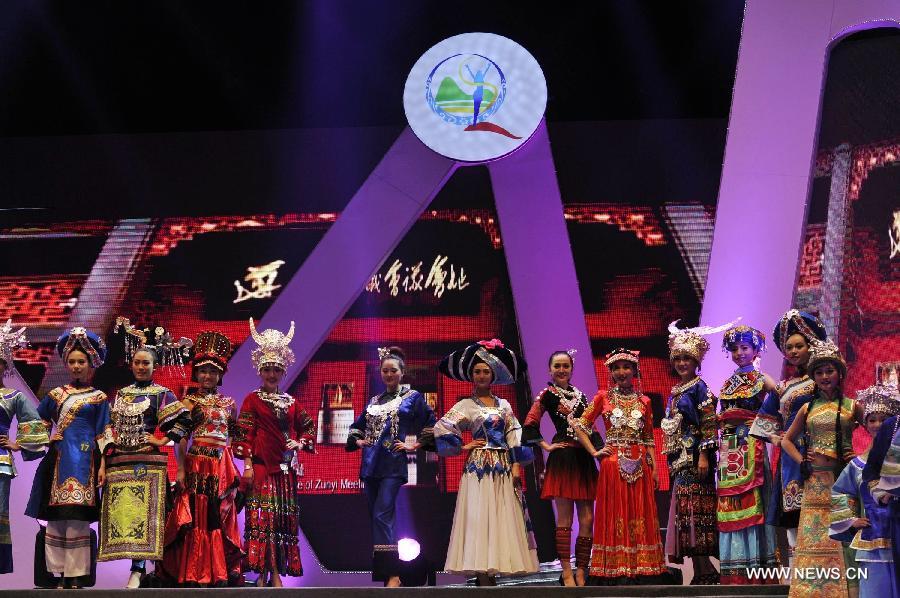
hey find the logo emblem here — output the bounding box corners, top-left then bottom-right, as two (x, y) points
(426, 54), (513, 136)
(404, 33), (547, 162)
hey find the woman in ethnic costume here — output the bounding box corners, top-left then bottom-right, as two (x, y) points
(782, 339), (863, 598)
(863, 395), (900, 588)
(717, 324), (780, 584)
(433, 339), (538, 586)
(162, 331), (243, 587)
(662, 322), (727, 584)
(750, 309), (828, 553)
(521, 349), (596, 586)
(574, 348), (667, 584)
(0, 321), (49, 575)
(97, 318), (192, 588)
(345, 346), (435, 587)
(232, 318), (315, 588)
(26, 327), (110, 589)
(830, 383), (900, 598)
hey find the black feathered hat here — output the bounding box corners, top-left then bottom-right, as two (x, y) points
(439, 339), (525, 385)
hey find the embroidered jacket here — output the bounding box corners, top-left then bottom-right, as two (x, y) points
(0, 387), (48, 477)
(345, 385), (435, 480)
(233, 391), (315, 475)
(433, 396), (533, 478)
(522, 383), (591, 446)
(107, 381), (190, 453)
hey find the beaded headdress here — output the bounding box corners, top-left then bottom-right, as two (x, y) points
(56, 326), (107, 368)
(667, 319), (737, 362)
(856, 383), (900, 419)
(722, 325), (767, 353)
(0, 319), (27, 376)
(249, 318), (295, 372)
(439, 339), (524, 386)
(191, 331), (232, 373)
(604, 348), (639, 368)
(806, 338), (846, 377)
(773, 309), (827, 354)
(114, 317), (193, 368)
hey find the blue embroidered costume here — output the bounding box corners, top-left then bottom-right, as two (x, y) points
(26, 327), (111, 584)
(863, 412), (900, 592)
(750, 375), (815, 527)
(0, 387), (48, 573)
(832, 454), (896, 598)
(750, 309), (828, 530)
(346, 383), (435, 581)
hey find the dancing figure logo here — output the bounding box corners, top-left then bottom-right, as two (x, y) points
(404, 32), (547, 162)
(425, 54), (514, 137)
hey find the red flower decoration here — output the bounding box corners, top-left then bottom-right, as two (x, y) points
(478, 338), (505, 349)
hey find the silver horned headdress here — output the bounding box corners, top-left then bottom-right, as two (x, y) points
(249, 318), (296, 372)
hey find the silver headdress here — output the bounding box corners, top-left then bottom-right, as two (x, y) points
(856, 383), (900, 419)
(806, 338), (847, 377)
(668, 318), (739, 362)
(0, 320), (27, 376)
(115, 317), (193, 369)
(249, 318), (296, 372)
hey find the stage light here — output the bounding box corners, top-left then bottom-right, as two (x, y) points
(397, 538), (435, 586)
(398, 538), (421, 561)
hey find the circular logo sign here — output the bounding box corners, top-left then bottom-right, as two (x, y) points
(403, 32), (547, 163)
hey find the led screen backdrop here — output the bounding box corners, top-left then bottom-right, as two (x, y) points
(793, 29), (900, 454)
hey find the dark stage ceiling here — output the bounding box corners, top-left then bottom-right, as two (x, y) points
(0, 1), (745, 137)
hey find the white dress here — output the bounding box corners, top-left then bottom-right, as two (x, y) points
(434, 396), (539, 575)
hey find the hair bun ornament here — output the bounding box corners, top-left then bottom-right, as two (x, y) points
(566, 348), (577, 363)
(377, 346), (392, 361)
